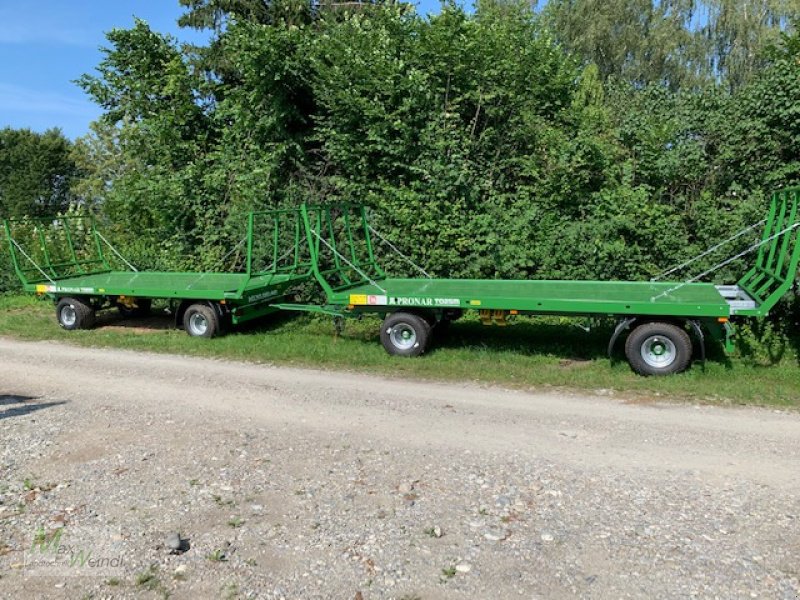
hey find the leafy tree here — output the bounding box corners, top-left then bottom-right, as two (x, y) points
(177, 0), (390, 31)
(540, 0), (800, 90)
(303, 0), (611, 277)
(0, 128), (79, 218)
(77, 20), (218, 269)
(701, 0), (800, 91)
(540, 0), (705, 89)
(0, 127), (82, 293)
(710, 20), (800, 191)
(178, 0), (275, 29)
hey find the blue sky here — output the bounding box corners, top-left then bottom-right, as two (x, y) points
(0, 0), (443, 139)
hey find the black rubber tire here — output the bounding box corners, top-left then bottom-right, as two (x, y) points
(117, 298), (152, 319)
(380, 312), (431, 357)
(56, 297), (96, 330)
(625, 321), (692, 376)
(182, 303), (220, 338)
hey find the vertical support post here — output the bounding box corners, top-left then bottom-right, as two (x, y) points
(343, 210), (359, 266)
(35, 226), (57, 278)
(301, 204), (335, 300)
(757, 193), (779, 265)
(246, 212), (255, 277)
(91, 215), (111, 271)
(774, 189), (798, 279)
(786, 190), (800, 282)
(763, 192), (787, 274)
(272, 216), (279, 273)
(361, 206), (386, 278)
(3, 220), (28, 286)
(325, 207), (352, 285)
(293, 212), (301, 270)
(62, 217), (84, 275)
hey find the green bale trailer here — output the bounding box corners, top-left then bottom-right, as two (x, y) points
(4, 188), (799, 376)
(2, 210), (314, 338)
(286, 189), (799, 375)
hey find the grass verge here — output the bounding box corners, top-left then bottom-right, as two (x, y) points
(1, 294), (798, 408)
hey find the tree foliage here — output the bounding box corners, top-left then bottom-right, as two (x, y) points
(0, 128), (78, 218)
(541, 0), (800, 91)
(0, 127), (81, 292)
(540, 0), (704, 89)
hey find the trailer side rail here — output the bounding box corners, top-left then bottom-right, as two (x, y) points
(3, 214), (116, 289)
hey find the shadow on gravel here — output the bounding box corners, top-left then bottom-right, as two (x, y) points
(0, 395), (67, 420)
(0, 394), (38, 405)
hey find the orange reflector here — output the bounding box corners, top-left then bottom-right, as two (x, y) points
(220, 300), (226, 305)
(347, 304), (355, 310)
(718, 317), (728, 323)
(510, 310), (519, 315)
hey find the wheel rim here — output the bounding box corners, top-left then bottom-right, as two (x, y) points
(640, 335), (677, 368)
(60, 305), (77, 327)
(389, 323), (417, 350)
(188, 313), (208, 336)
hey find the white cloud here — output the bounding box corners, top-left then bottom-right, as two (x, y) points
(0, 83), (97, 117)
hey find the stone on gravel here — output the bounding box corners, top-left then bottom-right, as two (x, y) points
(484, 529), (508, 542)
(165, 532), (182, 552)
(174, 564), (188, 578)
(165, 531), (189, 554)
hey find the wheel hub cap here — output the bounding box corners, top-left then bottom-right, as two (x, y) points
(641, 335), (676, 368)
(61, 305), (77, 327)
(389, 324), (417, 350)
(189, 313), (208, 335)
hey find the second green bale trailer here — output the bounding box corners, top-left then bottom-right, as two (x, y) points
(283, 188), (799, 376)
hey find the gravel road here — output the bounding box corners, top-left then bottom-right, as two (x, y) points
(1, 337), (799, 599)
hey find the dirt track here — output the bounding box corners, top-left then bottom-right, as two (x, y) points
(1, 337), (799, 599)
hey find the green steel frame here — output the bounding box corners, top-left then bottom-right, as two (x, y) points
(3, 214), (112, 284)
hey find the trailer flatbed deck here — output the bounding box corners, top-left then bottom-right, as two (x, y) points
(333, 278), (732, 318)
(34, 270), (309, 301)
